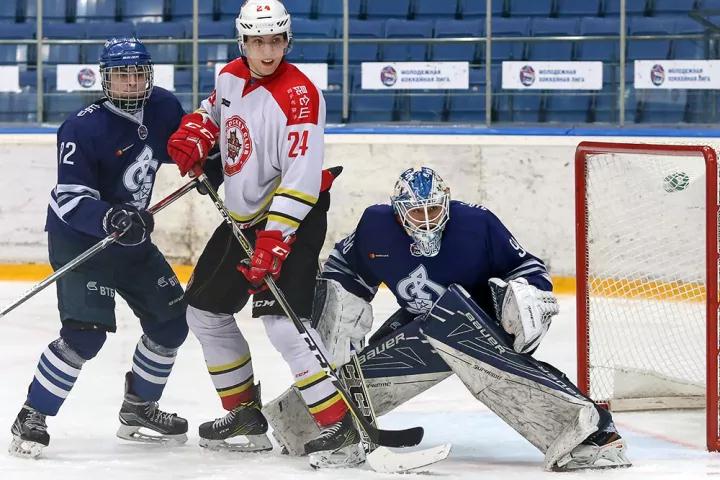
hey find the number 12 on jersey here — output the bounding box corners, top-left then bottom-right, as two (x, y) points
(288, 130), (309, 158)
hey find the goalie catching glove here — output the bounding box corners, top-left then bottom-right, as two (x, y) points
(488, 277), (559, 354)
(167, 111), (219, 176)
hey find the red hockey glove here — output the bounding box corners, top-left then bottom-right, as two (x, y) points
(167, 112), (219, 176)
(238, 230), (295, 292)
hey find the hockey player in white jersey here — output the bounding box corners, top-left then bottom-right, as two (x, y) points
(166, 0), (362, 468)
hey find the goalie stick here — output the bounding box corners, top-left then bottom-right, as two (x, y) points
(0, 178), (199, 320)
(340, 354), (451, 473)
(196, 171), (424, 449)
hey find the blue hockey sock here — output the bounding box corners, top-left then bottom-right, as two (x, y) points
(26, 339), (86, 416)
(129, 335), (177, 402)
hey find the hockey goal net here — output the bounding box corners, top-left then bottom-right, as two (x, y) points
(575, 141), (719, 451)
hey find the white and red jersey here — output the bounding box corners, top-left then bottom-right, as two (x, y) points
(200, 58), (326, 237)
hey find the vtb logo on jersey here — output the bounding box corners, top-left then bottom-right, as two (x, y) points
(123, 145), (158, 209)
(397, 265), (446, 314)
(224, 115), (253, 176)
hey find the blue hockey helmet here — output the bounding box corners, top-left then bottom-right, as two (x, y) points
(99, 37), (153, 113)
(391, 167), (451, 257)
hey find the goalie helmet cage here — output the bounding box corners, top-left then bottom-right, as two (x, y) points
(575, 141), (720, 452)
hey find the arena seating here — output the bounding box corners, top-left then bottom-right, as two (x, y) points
(0, 0), (711, 123)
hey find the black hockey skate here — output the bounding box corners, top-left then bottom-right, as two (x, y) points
(198, 384), (272, 452)
(304, 412), (365, 469)
(8, 405), (50, 458)
(116, 372), (188, 444)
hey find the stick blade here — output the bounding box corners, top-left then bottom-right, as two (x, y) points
(375, 426), (424, 448)
(366, 443), (452, 473)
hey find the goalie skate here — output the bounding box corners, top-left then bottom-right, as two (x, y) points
(553, 432), (632, 471)
(198, 387), (272, 453)
(8, 405), (49, 458)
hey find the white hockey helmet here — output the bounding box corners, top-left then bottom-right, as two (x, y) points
(236, 0), (293, 56)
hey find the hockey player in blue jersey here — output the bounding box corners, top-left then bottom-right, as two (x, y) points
(265, 167), (632, 471)
(9, 37), (189, 458)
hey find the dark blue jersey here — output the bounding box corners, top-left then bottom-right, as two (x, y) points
(45, 87), (184, 249)
(323, 200), (552, 318)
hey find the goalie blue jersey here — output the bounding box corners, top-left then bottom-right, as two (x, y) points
(323, 200), (552, 318)
(45, 87), (184, 247)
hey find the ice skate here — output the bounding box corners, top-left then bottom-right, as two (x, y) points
(554, 430), (632, 471)
(8, 405), (50, 458)
(116, 372), (188, 444)
(305, 412), (365, 469)
(198, 385), (272, 452)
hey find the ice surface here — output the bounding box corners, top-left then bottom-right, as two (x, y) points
(0, 284), (717, 479)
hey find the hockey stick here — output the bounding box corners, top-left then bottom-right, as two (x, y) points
(0, 178), (199, 320)
(196, 172), (424, 448)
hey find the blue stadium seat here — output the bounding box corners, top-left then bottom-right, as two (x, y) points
(0, 24), (34, 65)
(289, 18), (336, 63)
(431, 19), (483, 63)
(20, 70), (37, 90)
(42, 68), (56, 91)
(627, 17), (673, 60)
(197, 21), (234, 63)
(508, 0), (554, 17)
(512, 93), (542, 122)
(351, 93), (397, 122)
(672, 18), (707, 59)
(174, 68), (191, 92)
(121, 0), (165, 22)
(409, 94), (447, 121)
(414, 0), (459, 19)
(317, 0), (362, 19)
(382, 19), (432, 62)
(170, 0), (214, 20)
(528, 18), (578, 61)
(577, 18), (620, 61)
(283, 0), (313, 18)
(591, 91), (619, 122)
(348, 19), (384, 63)
(685, 91), (709, 123)
(493, 94), (512, 122)
(135, 22), (184, 63)
(639, 89), (687, 123)
(75, 0), (118, 22)
(544, 94), (591, 123)
(468, 67), (484, 91)
(24, 0), (69, 22)
(491, 17), (530, 61)
(556, 0), (601, 17)
(13, 90), (38, 122)
(604, 0), (649, 16)
(218, 0), (243, 20)
(199, 67), (215, 95)
(45, 93), (96, 123)
(461, 0), (505, 18)
(43, 23), (84, 64)
(365, 0), (411, 20)
(83, 22), (135, 63)
(652, 0), (698, 17)
(0, 2), (17, 21)
(447, 92), (485, 122)
(324, 92), (343, 123)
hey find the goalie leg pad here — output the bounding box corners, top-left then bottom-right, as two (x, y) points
(422, 284), (600, 467)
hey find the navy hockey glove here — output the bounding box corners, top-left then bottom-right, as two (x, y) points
(102, 205), (154, 246)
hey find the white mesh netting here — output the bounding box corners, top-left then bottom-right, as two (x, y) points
(582, 150), (715, 406)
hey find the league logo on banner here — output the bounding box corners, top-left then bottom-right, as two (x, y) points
(634, 60), (720, 89)
(502, 61), (603, 90)
(362, 62), (469, 90)
(0, 66), (21, 92)
(214, 63), (329, 90)
(57, 65), (176, 92)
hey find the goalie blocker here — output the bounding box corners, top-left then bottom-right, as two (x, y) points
(265, 283), (631, 471)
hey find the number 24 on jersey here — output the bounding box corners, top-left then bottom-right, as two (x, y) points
(288, 130), (309, 158)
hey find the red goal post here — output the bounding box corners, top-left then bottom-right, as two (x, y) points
(575, 141), (720, 451)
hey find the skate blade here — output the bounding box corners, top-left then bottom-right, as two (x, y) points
(116, 425), (188, 445)
(8, 436), (45, 459)
(199, 434), (273, 453)
(309, 443), (366, 469)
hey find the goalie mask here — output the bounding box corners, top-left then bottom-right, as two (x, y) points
(236, 0), (293, 57)
(99, 37), (153, 114)
(391, 167), (450, 257)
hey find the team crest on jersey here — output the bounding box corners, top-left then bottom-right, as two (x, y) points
(123, 145), (159, 208)
(224, 115), (252, 176)
(397, 264), (447, 314)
